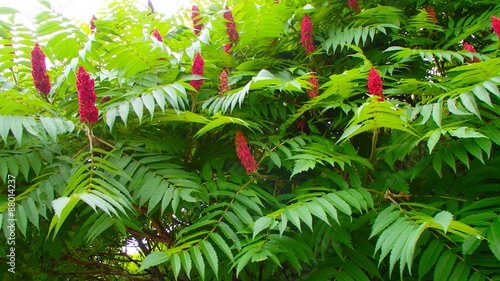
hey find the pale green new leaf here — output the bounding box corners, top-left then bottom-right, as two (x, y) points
(139, 251), (170, 271)
(433, 211), (453, 234)
(253, 216), (273, 239)
(370, 205), (399, 238)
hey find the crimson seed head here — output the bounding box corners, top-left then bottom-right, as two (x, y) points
(235, 130), (258, 174)
(30, 43), (51, 95)
(367, 67), (385, 102)
(152, 27), (163, 42)
(307, 73), (319, 98)
(191, 5), (204, 36)
(492, 16), (500, 39)
(224, 6), (239, 43)
(300, 15), (314, 54)
(190, 52), (205, 91)
(76, 66), (98, 123)
(348, 0), (360, 12)
(425, 6), (438, 23)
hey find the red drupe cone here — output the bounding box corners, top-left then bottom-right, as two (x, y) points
(301, 15), (314, 54)
(30, 43), (51, 95)
(348, 0), (360, 12)
(190, 52), (205, 91)
(425, 6), (438, 23)
(463, 42), (480, 62)
(90, 15), (97, 33)
(219, 69), (231, 95)
(152, 27), (163, 42)
(307, 73), (319, 98)
(492, 16), (500, 39)
(76, 66), (98, 123)
(224, 6), (239, 43)
(235, 130), (258, 174)
(367, 67), (385, 102)
(192, 5), (204, 36)
(224, 44), (232, 54)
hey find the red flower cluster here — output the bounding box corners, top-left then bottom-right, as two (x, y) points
(425, 6), (438, 23)
(90, 15), (97, 33)
(224, 6), (239, 43)
(192, 5), (203, 36)
(492, 16), (500, 39)
(30, 43), (51, 95)
(348, 0), (360, 12)
(463, 42), (480, 62)
(219, 69), (231, 95)
(301, 15), (314, 54)
(190, 52), (204, 91)
(307, 73), (319, 98)
(367, 67), (384, 102)
(235, 130), (258, 174)
(76, 66), (98, 123)
(152, 27), (163, 42)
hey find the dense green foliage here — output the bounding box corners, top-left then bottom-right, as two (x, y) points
(1, 0), (500, 280)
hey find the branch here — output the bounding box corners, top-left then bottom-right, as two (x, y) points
(132, 204), (173, 246)
(127, 227), (169, 243)
(63, 254), (154, 281)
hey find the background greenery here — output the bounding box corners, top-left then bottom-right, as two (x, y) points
(1, 0), (500, 280)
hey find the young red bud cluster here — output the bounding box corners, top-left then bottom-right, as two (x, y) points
(296, 120), (310, 134)
(100, 96), (111, 104)
(30, 43), (51, 95)
(425, 6), (438, 23)
(152, 27), (163, 42)
(492, 16), (500, 39)
(300, 15), (314, 54)
(76, 66), (98, 123)
(235, 130), (258, 174)
(224, 44), (232, 54)
(367, 67), (385, 102)
(90, 15), (97, 34)
(307, 73), (319, 98)
(219, 69), (231, 95)
(224, 6), (239, 43)
(348, 0), (360, 12)
(192, 5), (204, 36)
(463, 42), (480, 62)
(190, 52), (205, 91)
